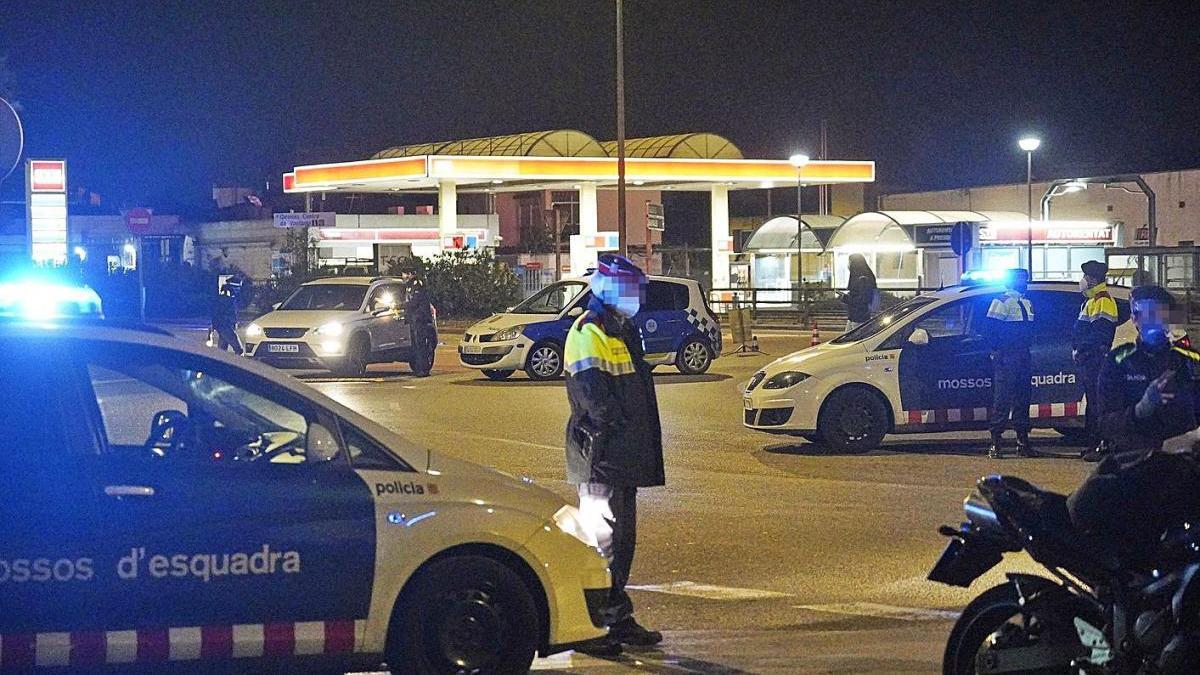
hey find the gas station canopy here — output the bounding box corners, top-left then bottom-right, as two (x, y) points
(283, 129), (875, 194)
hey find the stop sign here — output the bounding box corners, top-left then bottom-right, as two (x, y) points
(124, 207), (153, 235)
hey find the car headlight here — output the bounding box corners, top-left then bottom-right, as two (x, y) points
(316, 322), (344, 337)
(245, 322), (263, 338)
(553, 504), (601, 549)
(493, 325), (525, 342)
(763, 371), (810, 389)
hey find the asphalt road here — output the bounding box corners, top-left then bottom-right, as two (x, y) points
(276, 333), (1097, 674)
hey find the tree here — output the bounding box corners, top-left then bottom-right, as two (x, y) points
(387, 249), (520, 319)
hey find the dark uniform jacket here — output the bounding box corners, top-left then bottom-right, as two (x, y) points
(563, 308), (665, 487)
(842, 275), (876, 323)
(211, 293), (237, 328)
(1098, 341), (1200, 451)
(1072, 284), (1119, 359)
(404, 280), (435, 329)
(983, 290), (1034, 354)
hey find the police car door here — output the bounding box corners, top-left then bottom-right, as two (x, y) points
(0, 338), (108, 661)
(80, 342), (374, 655)
(894, 296), (995, 427)
(639, 280), (688, 357)
(1026, 289), (1086, 419)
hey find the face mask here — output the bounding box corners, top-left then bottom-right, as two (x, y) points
(1079, 278), (1090, 293)
(1142, 323), (1170, 349)
(612, 294), (641, 318)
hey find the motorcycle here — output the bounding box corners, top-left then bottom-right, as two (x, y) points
(929, 473), (1200, 674)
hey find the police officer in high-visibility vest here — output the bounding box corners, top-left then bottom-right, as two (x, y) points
(984, 268), (1036, 459)
(1072, 260), (1118, 459)
(563, 253), (664, 654)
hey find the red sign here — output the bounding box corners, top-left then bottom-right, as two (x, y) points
(979, 224), (1114, 244)
(29, 160), (66, 192)
(124, 207), (154, 235)
(523, 261), (544, 270)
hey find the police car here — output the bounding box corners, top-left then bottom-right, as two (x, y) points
(742, 278), (1136, 451)
(245, 277), (435, 377)
(1, 286), (609, 673)
(460, 275), (722, 380)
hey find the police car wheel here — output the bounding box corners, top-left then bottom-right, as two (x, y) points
(483, 369), (514, 381)
(818, 387), (889, 452)
(676, 338), (712, 375)
(388, 555), (538, 675)
(526, 342), (564, 380)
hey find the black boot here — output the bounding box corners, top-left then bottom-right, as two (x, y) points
(1082, 439), (1107, 463)
(988, 434), (1004, 459)
(609, 617), (663, 647)
(575, 635), (623, 657)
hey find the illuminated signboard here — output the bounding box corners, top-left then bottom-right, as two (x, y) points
(26, 159), (68, 264)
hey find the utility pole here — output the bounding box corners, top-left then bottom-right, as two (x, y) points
(615, 0), (628, 256)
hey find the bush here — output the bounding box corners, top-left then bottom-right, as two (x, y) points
(387, 250), (520, 319)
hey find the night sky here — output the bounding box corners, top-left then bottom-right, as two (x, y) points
(2, 0), (1198, 213)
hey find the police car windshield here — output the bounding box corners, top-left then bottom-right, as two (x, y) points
(511, 281), (587, 314)
(279, 285), (368, 311)
(830, 296), (938, 344)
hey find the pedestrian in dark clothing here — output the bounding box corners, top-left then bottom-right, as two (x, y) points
(400, 271), (436, 377)
(211, 281), (243, 355)
(842, 253), (878, 331)
(564, 253), (664, 654)
(984, 268), (1035, 458)
(1072, 260), (1119, 459)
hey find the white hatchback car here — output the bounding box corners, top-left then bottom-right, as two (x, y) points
(743, 281), (1136, 451)
(1, 314), (609, 674)
(246, 277), (434, 376)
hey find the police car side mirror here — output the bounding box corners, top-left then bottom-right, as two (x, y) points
(567, 306), (583, 318)
(306, 423), (340, 463)
(907, 328), (930, 346)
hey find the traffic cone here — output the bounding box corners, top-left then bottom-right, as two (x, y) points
(810, 322), (820, 347)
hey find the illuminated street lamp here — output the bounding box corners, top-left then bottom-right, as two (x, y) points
(1018, 136), (1041, 275)
(789, 153), (810, 318)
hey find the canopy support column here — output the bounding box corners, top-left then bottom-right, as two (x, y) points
(438, 180), (457, 247)
(579, 182), (598, 237)
(711, 185), (730, 289)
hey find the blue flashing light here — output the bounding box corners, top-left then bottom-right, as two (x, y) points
(960, 269), (1009, 286)
(0, 280), (104, 319)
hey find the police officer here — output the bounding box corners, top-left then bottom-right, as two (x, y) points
(1072, 261), (1118, 459)
(211, 278), (243, 355)
(564, 253), (664, 654)
(1095, 284), (1200, 454)
(984, 268), (1036, 459)
(400, 270), (436, 377)
(1067, 285), (1200, 560)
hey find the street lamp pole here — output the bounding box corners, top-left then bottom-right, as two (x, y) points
(615, 0), (628, 256)
(1018, 136), (1040, 275)
(789, 153), (810, 321)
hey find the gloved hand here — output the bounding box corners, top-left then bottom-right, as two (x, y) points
(1135, 370), (1177, 419)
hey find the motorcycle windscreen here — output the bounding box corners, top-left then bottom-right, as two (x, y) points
(928, 537), (1004, 588)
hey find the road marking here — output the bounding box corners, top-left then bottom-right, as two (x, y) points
(792, 602), (959, 622)
(627, 581), (790, 600)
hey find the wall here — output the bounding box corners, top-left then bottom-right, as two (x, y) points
(881, 168), (1200, 247)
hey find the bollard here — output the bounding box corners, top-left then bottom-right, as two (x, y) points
(810, 322), (820, 347)
(750, 335), (759, 352)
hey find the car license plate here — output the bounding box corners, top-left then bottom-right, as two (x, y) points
(744, 397), (752, 410)
(462, 345), (484, 355)
(268, 343), (300, 353)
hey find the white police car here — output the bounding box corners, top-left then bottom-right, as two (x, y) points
(460, 275), (721, 380)
(1, 298), (609, 672)
(742, 280), (1136, 451)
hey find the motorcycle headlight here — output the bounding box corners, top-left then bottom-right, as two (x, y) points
(316, 322), (344, 337)
(493, 325), (525, 342)
(245, 322), (263, 338)
(763, 371), (810, 389)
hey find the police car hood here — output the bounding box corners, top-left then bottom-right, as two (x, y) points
(469, 312), (557, 334)
(253, 309), (362, 329)
(424, 450), (565, 516)
(766, 340), (866, 373)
